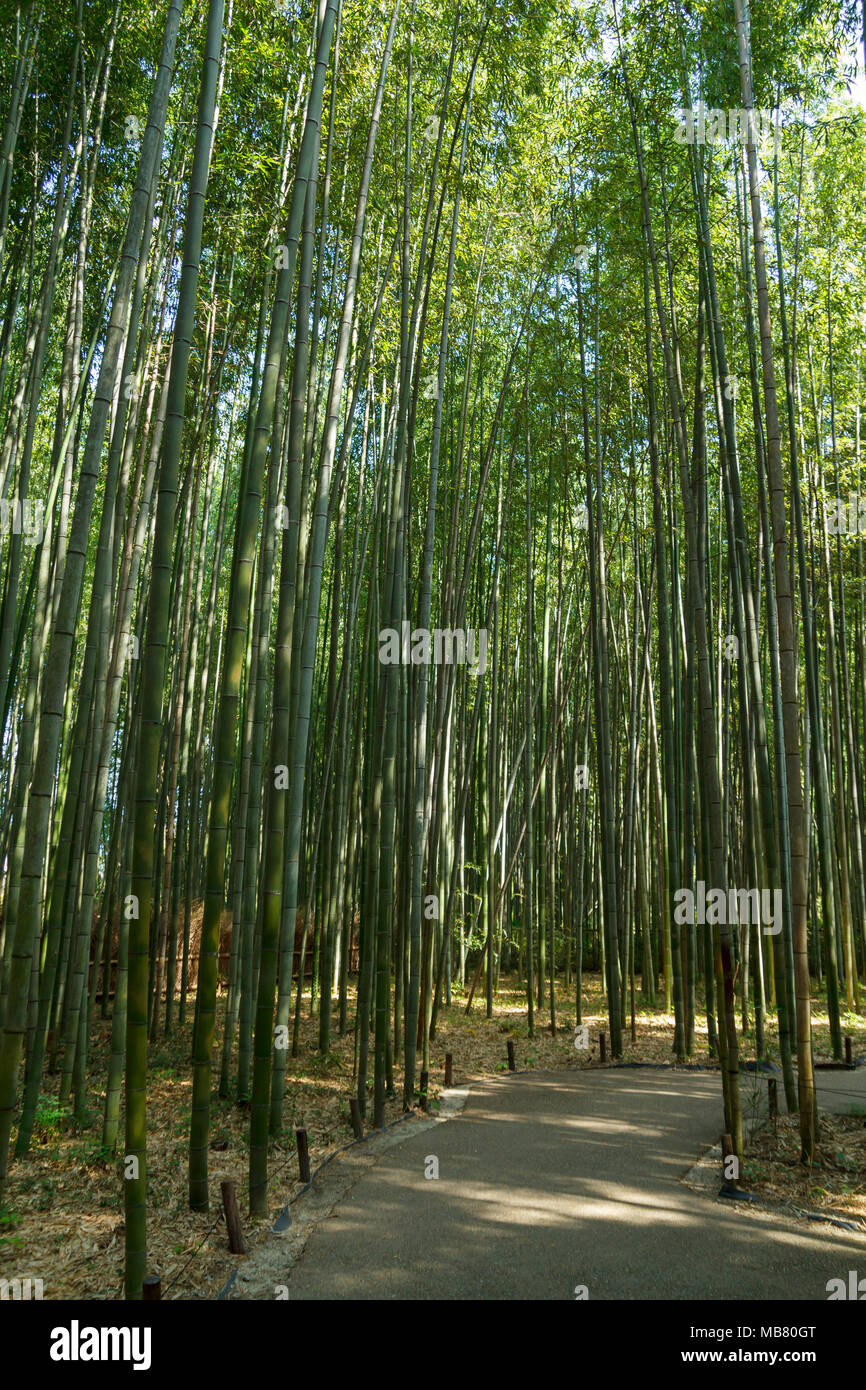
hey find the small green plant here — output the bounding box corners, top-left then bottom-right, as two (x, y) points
(0, 1211), (24, 1249)
(72, 1138), (113, 1167)
(34, 1096), (70, 1139)
(33, 1177), (57, 1212)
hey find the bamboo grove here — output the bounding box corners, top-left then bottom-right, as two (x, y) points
(0, 0), (864, 1298)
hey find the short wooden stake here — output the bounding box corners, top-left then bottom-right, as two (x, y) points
(296, 1128), (311, 1184)
(220, 1180), (248, 1255)
(142, 1275), (161, 1301)
(845, 1036), (853, 1067)
(419, 1069), (429, 1111)
(349, 1096), (363, 1140)
(768, 1079), (778, 1119)
(506, 1039), (515, 1071)
(444, 1053), (453, 1088)
(599, 1032), (607, 1064)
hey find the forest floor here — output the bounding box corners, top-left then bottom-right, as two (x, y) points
(1, 965), (864, 1299)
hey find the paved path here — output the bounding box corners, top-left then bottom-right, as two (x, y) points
(805, 1064), (866, 1116)
(282, 1069), (866, 1300)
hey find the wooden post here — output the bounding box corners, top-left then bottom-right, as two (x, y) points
(296, 1128), (311, 1184)
(220, 1180), (248, 1255)
(599, 1032), (607, 1064)
(506, 1039), (515, 1071)
(444, 1053), (453, 1088)
(419, 1070), (429, 1111)
(142, 1275), (161, 1301)
(845, 1036), (853, 1067)
(768, 1079), (778, 1119)
(349, 1096), (363, 1140)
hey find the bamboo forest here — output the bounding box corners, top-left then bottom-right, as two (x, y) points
(1, 0), (866, 1332)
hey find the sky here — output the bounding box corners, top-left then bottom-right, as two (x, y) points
(850, 41), (866, 109)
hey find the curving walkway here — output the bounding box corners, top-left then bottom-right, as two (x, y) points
(240, 1069), (866, 1301)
